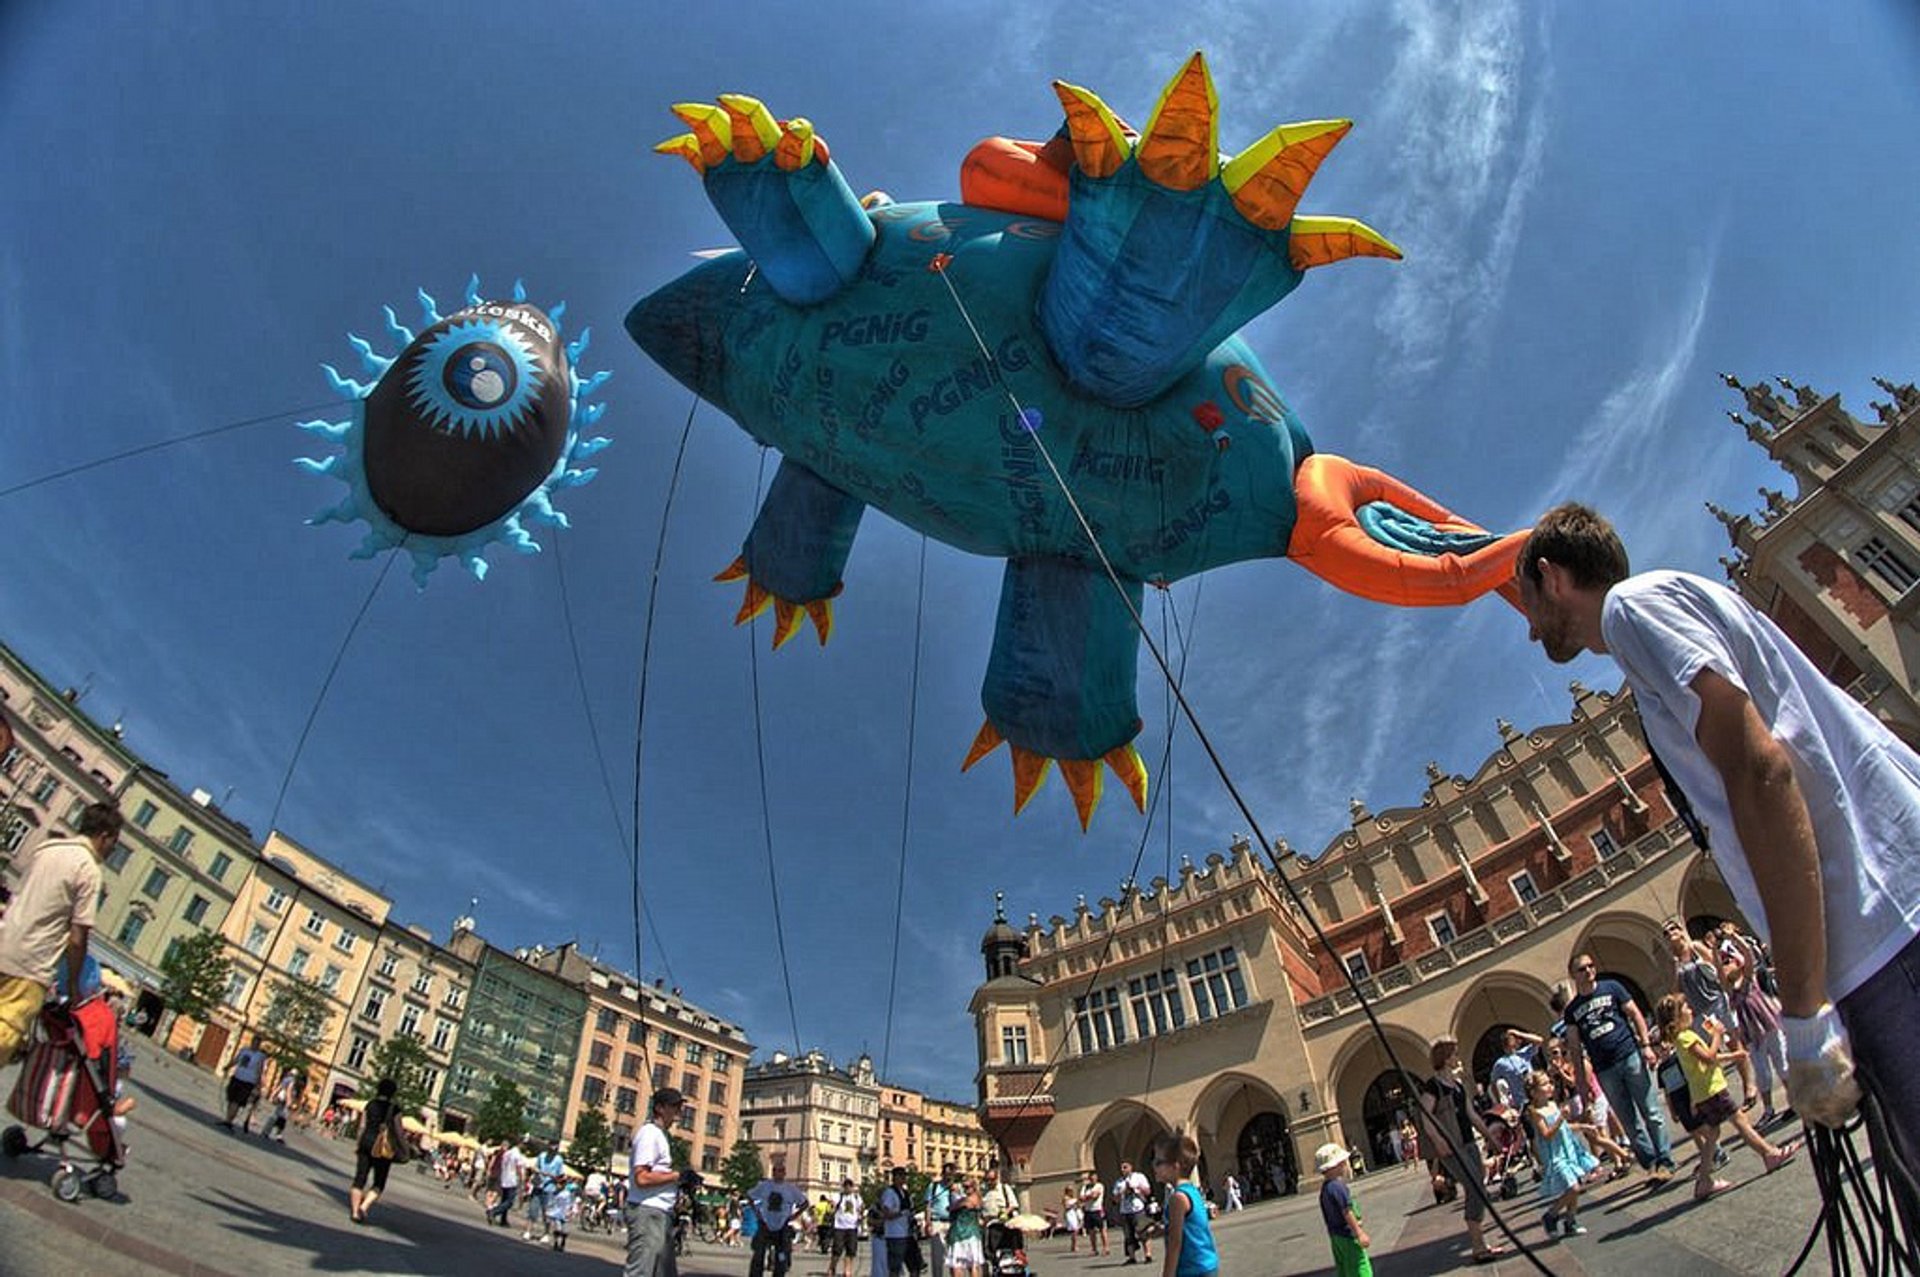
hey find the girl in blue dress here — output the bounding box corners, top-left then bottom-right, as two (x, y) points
(1526, 1069), (1599, 1239)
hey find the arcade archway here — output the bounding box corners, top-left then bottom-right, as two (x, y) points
(1570, 912), (1667, 1012)
(1190, 1072), (1297, 1200)
(1452, 971), (1554, 1088)
(1086, 1101), (1172, 1190)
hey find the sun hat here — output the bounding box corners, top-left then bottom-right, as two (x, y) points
(1313, 1143), (1351, 1173)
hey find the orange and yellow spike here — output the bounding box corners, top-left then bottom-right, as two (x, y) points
(734, 580), (773, 625)
(670, 102), (734, 168)
(1010, 746), (1054, 815)
(1288, 216), (1404, 271)
(718, 93), (782, 163)
(1221, 119), (1352, 230)
(654, 134), (707, 172)
(1053, 81), (1133, 178)
(771, 599), (804, 648)
(1136, 51), (1219, 191)
(714, 555), (749, 583)
(1059, 758), (1105, 831)
(1103, 742), (1150, 813)
(803, 598), (834, 645)
(773, 117), (818, 171)
(961, 720), (1005, 772)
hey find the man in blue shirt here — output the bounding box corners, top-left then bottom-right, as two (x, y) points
(1563, 953), (1674, 1179)
(525, 1140), (566, 1241)
(925, 1161), (955, 1273)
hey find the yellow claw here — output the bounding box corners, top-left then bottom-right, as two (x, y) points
(961, 720), (1004, 772)
(1102, 742), (1149, 814)
(654, 134), (708, 173)
(1052, 81), (1133, 179)
(735, 580), (773, 625)
(714, 556), (749, 583)
(774, 118), (818, 171)
(670, 103), (733, 168)
(1288, 216), (1404, 270)
(718, 93), (782, 163)
(1136, 51), (1219, 191)
(803, 598), (834, 645)
(1059, 758), (1105, 832)
(1222, 120), (1352, 230)
(1010, 746), (1054, 815)
(771, 599), (804, 649)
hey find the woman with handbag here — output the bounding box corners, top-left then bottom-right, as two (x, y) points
(350, 1077), (411, 1224)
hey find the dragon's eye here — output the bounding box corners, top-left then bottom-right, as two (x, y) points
(443, 343), (517, 409)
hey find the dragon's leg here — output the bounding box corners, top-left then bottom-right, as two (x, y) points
(718, 459), (865, 648)
(962, 556), (1149, 830)
(1286, 454), (1525, 608)
(656, 96), (873, 306)
(1038, 52), (1399, 407)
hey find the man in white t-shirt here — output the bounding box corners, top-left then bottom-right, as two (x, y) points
(1113, 1161), (1153, 1264)
(0, 801), (119, 1063)
(626, 1086), (685, 1277)
(1516, 502), (1920, 1234)
(746, 1155), (799, 1277)
(490, 1141), (525, 1225)
(830, 1177), (863, 1277)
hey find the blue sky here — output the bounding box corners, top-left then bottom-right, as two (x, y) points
(2, 2), (1916, 1102)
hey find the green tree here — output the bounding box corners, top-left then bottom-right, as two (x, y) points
(670, 1132), (693, 1172)
(156, 929), (232, 1026)
(862, 1166), (931, 1216)
(474, 1076), (529, 1145)
(256, 977), (332, 1073)
(359, 1035), (437, 1116)
(569, 1106), (614, 1173)
(720, 1138), (765, 1198)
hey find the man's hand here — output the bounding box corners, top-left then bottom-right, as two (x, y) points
(1784, 1005), (1864, 1127)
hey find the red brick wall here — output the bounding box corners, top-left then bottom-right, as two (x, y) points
(1798, 542), (1888, 629)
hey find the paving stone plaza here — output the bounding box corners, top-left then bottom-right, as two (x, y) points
(0, 1034), (1851, 1276)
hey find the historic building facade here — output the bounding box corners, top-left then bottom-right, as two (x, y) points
(205, 831), (390, 1100)
(104, 766), (257, 1003)
(527, 943), (753, 1175)
(331, 918), (474, 1125)
(970, 371), (1918, 1208)
(443, 927), (587, 1142)
(0, 644), (139, 879)
(741, 1050), (881, 1198)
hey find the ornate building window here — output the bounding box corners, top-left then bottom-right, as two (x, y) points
(1126, 968), (1187, 1038)
(1856, 536), (1919, 593)
(1000, 1023), (1030, 1064)
(1072, 986), (1126, 1053)
(1185, 947), (1249, 1019)
(1509, 871), (1540, 906)
(1427, 913), (1458, 947)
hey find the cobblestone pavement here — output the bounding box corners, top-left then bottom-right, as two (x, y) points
(0, 1039), (1849, 1275)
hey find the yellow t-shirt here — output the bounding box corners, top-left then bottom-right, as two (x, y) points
(1674, 1027), (1728, 1105)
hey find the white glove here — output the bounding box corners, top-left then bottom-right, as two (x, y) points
(1781, 1004), (1863, 1127)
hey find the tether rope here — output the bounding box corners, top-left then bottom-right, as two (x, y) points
(745, 446), (805, 1057)
(624, 391), (706, 1080)
(267, 544), (400, 834)
(880, 533), (930, 1080)
(555, 533), (676, 990)
(0, 399), (343, 501)
(931, 262), (1553, 1274)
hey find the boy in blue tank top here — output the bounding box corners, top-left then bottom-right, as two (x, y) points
(1151, 1131), (1218, 1277)
(1316, 1143), (1372, 1276)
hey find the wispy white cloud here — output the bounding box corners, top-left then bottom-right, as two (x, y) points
(1351, 0), (1549, 455)
(1534, 245), (1720, 518)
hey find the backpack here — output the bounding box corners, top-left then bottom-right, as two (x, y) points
(869, 1185), (899, 1234)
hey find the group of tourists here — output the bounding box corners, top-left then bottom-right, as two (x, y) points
(1378, 502), (1920, 1267)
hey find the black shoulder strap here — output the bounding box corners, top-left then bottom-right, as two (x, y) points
(1642, 735), (1710, 853)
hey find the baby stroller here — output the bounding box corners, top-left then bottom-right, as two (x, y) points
(985, 1220), (1034, 1277)
(1477, 1097), (1534, 1202)
(2, 994), (127, 1201)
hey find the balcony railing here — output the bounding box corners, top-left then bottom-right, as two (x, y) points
(1296, 818), (1692, 1026)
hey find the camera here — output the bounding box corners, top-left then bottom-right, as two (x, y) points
(679, 1167), (705, 1191)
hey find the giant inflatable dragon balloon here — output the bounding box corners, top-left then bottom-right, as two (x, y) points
(628, 53), (1524, 828)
